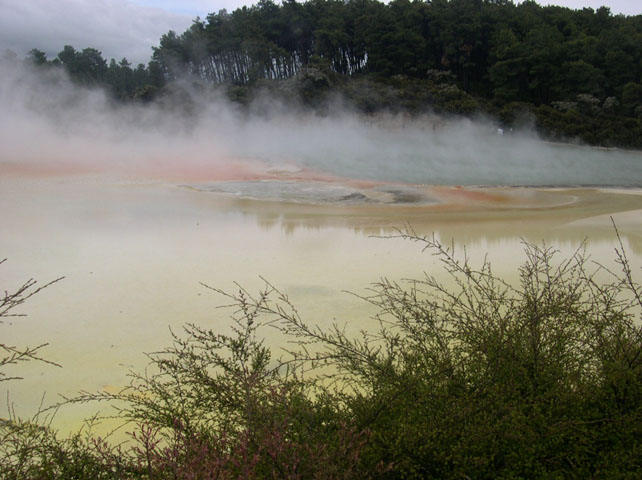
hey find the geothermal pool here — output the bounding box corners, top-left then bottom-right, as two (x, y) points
(2, 62), (642, 435)
(1, 163), (642, 435)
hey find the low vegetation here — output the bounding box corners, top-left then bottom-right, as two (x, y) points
(1, 229), (641, 478)
(0, 259), (63, 383)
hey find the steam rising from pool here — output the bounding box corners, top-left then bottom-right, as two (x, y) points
(2, 60), (642, 438)
(2, 60), (641, 187)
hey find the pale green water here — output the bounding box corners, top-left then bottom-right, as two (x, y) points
(1, 175), (641, 435)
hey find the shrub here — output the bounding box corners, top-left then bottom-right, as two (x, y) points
(1, 228), (641, 478)
(215, 227), (642, 478)
(1, 259), (63, 382)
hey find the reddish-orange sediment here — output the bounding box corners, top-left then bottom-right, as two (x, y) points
(2, 158), (641, 218)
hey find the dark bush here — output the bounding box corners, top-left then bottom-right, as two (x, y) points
(2, 229), (641, 478)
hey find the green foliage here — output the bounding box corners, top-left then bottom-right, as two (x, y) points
(622, 82), (642, 116)
(1, 416), (135, 479)
(19, 0), (642, 147)
(1, 287), (368, 479)
(144, 0), (642, 106)
(25, 44), (165, 102)
(146, 0), (642, 147)
(534, 103), (642, 147)
(253, 229), (642, 478)
(2, 230), (642, 477)
(26, 49), (47, 66)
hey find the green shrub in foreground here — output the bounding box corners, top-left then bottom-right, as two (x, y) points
(1, 229), (641, 479)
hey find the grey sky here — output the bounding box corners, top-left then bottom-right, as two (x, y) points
(141, 0), (642, 18)
(0, 0), (193, 64)
(1, 0), (640, 66)
(533, 0), (640, 14)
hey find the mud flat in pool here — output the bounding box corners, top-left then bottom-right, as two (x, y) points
(185, 178), (642, 245)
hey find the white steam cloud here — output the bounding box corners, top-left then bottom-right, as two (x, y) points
(2, 61), (642, 189)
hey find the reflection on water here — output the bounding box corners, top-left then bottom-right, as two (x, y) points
(208, 185), (642, 254)
(0, 175), (641, 435)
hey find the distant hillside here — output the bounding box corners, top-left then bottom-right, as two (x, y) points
(19, 0), (642, 148)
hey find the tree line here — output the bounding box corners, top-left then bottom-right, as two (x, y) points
(20, 0), (642, 147)
(152, 0), (642, 104)
(25, 46), (165, 102)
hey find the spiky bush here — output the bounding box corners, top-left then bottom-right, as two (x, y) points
(2, 229), (641, 479)
(1, 259), (63, 382)
(211, 229), (642, 479)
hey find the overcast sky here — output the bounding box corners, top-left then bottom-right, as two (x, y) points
(1, 0), (640, 65)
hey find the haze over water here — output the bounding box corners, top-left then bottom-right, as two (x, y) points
(3, 61), (642, 188)
(1, 61), (642, 435)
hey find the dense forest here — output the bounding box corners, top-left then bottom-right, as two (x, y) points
(20, 0), (642, 147)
